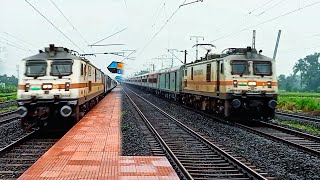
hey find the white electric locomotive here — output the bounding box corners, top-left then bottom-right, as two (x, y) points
(16, 44), (117, 128)
(126, 46), (278, 120)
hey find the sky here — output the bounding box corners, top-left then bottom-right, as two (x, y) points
(0, 0), (320, 78)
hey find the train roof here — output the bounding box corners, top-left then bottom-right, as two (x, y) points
(131, 65), (184, 78)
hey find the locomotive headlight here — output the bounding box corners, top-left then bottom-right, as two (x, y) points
(25, 83), (30, 92)
(267, 81), (272, 88)
(42, 83), (53, 90)
(233, 80), (238, 87)
(248, 81), (257, 86)
(65, 82), (70, 91)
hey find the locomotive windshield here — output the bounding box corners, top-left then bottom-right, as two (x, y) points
(253, 61), (272, 76)
(25, 60), (47, 77)
(51, 60), (73, 77)
(231, 61), (249, 75)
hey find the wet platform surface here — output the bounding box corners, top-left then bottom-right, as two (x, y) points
(19, 87), (179, 179)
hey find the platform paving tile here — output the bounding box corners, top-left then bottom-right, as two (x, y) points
(19, 87), (179, 179)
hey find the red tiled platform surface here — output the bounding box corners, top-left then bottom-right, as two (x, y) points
(19, 87), (179, 180)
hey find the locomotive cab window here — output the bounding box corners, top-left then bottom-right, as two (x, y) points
(25, 60), (47, 77)
(253, 61), (272, 76)
(231, 61), (249, 75)
(51, 60), (73, 77)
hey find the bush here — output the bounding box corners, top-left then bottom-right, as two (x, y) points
(0, 86), (17, 93)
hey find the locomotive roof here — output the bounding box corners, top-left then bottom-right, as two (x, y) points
(23, 49), (84, 61)
(22, 45), (103, 72)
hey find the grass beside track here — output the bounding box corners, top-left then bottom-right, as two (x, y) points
(274, 119), (320, 135)
(278, 92), (320, 115)
(0, 105), (18, 113)
(0, 92), (17, 102)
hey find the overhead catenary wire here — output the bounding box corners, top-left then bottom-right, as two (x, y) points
(0, 36), (32, 51)
(90, 28), (128, 46)
(136, 0), (200, 59)
(256, 0), (287, 16)
(24, 0), (85, 53)
(49, 0), (90, 46)
(0, 40), (30, 52)
(210, 1), (320, 43)
(2, 32), (36, 48)
(248, 0), (277, 14)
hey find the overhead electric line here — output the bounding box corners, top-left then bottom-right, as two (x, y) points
(2, 32), (36, 47)
(90, 28), (128, 46)
(211, 1), (320, 43)
(136, 0), (203, 58)
(249, 0), (276, 15)
(0, 37), (32, 51)
(256, 0), (287, 16)
(0, 40), (30, 52)
(25, 0), (85, 53)
(122, 50), (136, 62)
(49, 0), (90, 46)
(88, 44), (125, 47)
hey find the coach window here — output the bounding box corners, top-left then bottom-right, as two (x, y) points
(206, 64), (211, 82)
(184, 69), (187, 76)
(191, 67), (194, 80)
(51, 60), (73, 77)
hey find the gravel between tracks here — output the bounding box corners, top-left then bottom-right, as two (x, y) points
(0, 119), (27, 149)
(121, 92), (153, 156)
(129, 86), (320, 180)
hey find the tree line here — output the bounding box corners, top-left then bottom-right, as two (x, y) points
(278, 53), (320, 92)
(0, 74), (18, 86)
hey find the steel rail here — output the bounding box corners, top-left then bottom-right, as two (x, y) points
(276, 111), (320, 123)
(123, 87), (267, 180)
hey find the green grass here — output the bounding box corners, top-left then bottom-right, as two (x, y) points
(278, 92), (320, 115)
(279, 91), (320, 98)
(0, 105), (18, 113)
(0, 93), (17, 102)
(274, 119), (320, 135)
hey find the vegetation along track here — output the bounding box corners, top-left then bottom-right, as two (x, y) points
(276, 111), (320, 124)
(238, 121), (320, 157)
(123, 87), (269, 180)
(0, 129), (61, 179)
(0, 110), (19, 125)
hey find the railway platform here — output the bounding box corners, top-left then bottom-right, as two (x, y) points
(19, 87), (179, 180)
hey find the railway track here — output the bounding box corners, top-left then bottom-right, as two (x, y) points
(0, 100), (17, 109)
(276, 111), (320, 123)
(237, 121), (320, 157)
(127, 86), (320, 158)
(0, 110), (19, 125)
(0, 129), (60, 179)
(123, 87), (269, 180)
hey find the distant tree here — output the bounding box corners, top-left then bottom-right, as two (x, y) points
(293, 58), (307, 89)
(277, 74), (287, 90)
(0, 74), (18, 86)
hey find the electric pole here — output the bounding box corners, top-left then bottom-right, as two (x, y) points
(167, 49), (179, 67)
(190, 35), (204, 60)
